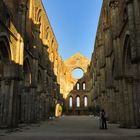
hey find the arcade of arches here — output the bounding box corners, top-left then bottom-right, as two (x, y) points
(0, 0), (140, 128)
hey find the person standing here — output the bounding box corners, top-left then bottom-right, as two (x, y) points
(100, 109), (107, 129)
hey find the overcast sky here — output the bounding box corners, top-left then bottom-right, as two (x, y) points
(42, 0), (102, 60)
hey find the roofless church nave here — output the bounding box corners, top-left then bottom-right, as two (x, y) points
(0, 0), (140, 130)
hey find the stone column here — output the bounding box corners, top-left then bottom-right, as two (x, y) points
(118, 80), (125, 127)
(4, 79), (14, 127)
(133, 0), (140, 58)
(109, 0), (123, 124)
(122, 78), (133, 128)
(126, 0), (137, 61)
(108, 89), (113, 122)
(127, 78), (136, 127)
(137, 62), (140, 126)
(132, 78), (140, 127)
(30, 87), (36, 123)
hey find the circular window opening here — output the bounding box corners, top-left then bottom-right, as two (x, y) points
(72, 68), (84, 79)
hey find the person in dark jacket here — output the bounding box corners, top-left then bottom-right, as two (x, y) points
(100, 109), (107, 129)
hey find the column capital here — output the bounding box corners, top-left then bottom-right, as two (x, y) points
(109, 0), (119, 9)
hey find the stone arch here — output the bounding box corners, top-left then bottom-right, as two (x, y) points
(122, 34), (139, 127)
(51, 38), (55, 48)
(36, 8), (42, 23)
(65, 53), (89, 74)
(46, 26), (50, 40)
(49, 39), (55, 62)
(123, 34), (133, 77)
(35, 8), (43, 38)
(121, 31), (130, 71)
(71, 66), (86, 74)
(72, 67), (84, 80)
(0, 33), (14, 61)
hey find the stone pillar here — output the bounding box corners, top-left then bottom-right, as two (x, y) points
(133, 0), (140, 59)
(21, 92), (25, 123)
(126, 0), (137, 61)
(18, 1), (27, 36)
(109, 88), (116, 123)
(7, 79), (15, 127)
(109, 0), (123, 124)
(118, 80), (126, 127)
(137, 62), (140, 126)
(127, 78), (136, 127)
(3, 79), (14, 127)
(23, 87), (30, 124)
(30, 87), (37, 123)
(132, 78), (140, 127)
(106, 89), (110, 120)
(108, 88), (113, 122)
(1, 63), (23, 128)
(122, 78), (134, 128)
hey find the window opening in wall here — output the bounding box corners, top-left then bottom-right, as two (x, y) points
(72, 68), (84, 79)
(83, 82), (86, 90)
(69, 96), (73, 108)
(77, 83), (80, 90)
(84, 96), (88, 107)
(76, 96), (80, 107)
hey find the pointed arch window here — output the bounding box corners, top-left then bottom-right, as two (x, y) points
(83, 82), (86, 90)
(77, 82), (80, 90)
(76, 96), (80, 107)
(84, 96), (88, 107)
(69, 96), (73, 108)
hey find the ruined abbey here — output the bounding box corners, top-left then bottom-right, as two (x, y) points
(0, 0), (140, 129)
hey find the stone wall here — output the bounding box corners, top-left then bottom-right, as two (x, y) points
(0, 0), (62, 128)
(2, 0), (139, 128)
(61, 53), (91, 115)
(90, 0), (140, 128)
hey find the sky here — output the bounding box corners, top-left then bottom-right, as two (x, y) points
(42, 0), (102, 61)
